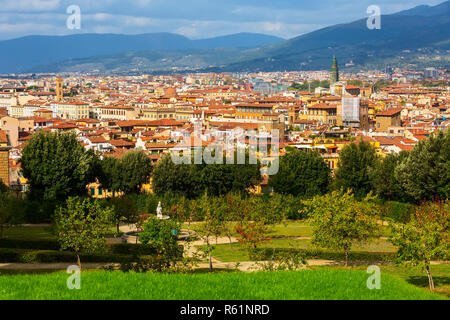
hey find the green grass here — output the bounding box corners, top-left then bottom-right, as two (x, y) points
(2, 226), (56, 241)
(185, 220), (391, 238)
(202, 239), (395, 263)
(309, 264), (450, 298)
(0, 269), (445, 300)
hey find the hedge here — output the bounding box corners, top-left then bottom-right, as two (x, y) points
(0, 248), (134, 264)
(0, 244), (184, 264)
(0, 239), (60, 251)
(0, 240), (160, 255)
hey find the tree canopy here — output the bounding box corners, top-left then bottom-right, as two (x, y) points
(21, 131), (96, 203)
(395, 129), (449, 202)
(269, 149), (331, 197)
(335, 138), (378, 198)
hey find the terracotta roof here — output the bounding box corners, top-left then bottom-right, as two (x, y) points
(0, 129), (8, 144)
(88, 136), (108, 144)
(109, 139), (135, 147)
(376, 108), (403, 116)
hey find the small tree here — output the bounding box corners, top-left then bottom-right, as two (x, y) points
(390, 200), (449, 291)
(197, 193), (227, 271)
(109, 195), (139, 234)
(301, 190), (381, 266)
(139, 215), (183, 270)
(55, 197), (113, 270)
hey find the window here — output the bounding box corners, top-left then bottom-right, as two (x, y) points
(90, 188), (95, 196)
(98, 188), (103, 196)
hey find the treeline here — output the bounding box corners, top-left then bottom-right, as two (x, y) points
(1, 129), (448, 224)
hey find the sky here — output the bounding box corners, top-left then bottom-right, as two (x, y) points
(0, 0), (445, 41)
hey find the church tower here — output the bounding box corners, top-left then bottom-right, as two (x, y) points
(330, 56), (339, 85)
(56, 77), (63, 102)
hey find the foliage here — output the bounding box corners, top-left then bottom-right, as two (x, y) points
(371, 151), (411, 202)
(0, 190), (25, 238)
(54, 197), (113, 269)
(98, 150), (152, 195)
(120, 150), (153, 194)
(21, 131), (97, 203)
(152, 154), (261, 198)
(152, 155), (199, 198)
(108, 195), (139, 234)
(390, 200), (449, 290)
(139, 215), (183, 271)
(269, 149), (331, 197)
(301, 190), (381, 266)
(395, 129), (450, 202)
(335, 138), (378, 198)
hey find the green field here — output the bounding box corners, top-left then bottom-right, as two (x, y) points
(0, 269), (445, 300)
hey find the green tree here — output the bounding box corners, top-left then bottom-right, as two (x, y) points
(269, 149), (331, 197)
(335, 138), (378, 198)
(371, 151), (411, 202)
(0, 187), (25, 238)
(395, 130), (449, 202)
(21, 131), (96, 203)
(390, 200), (449, 290)
(196, 193), (227, 271)
(98, 156), (122, 197)
(152, 155), (199, 198)
(301, 190), (381, 266)
(54, 197), (113, 269)
(120, 150), (153, 194)
(109, 195), (139, 234)
(139, 215), (183, 270)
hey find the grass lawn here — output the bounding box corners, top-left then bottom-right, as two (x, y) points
(2, 226), (56, 241)
(309, 264), (450, 298)
(0, 269), (445, 300)
(202, 238), (396, 263)
(185, 220), (392, 238)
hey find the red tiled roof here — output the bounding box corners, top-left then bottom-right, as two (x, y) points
(376, 108), (403, 116)
(0, 129), (7, 144)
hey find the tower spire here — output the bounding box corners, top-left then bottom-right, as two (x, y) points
(330, 56), (339, 85)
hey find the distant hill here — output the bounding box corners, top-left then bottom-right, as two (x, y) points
(217, 1), (450, 72)
(2, 1), (449, 74)
(393, 1), (449, 16)
(0, 32), (283, 74)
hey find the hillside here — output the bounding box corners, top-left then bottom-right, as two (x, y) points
(0, 32), (283, 74)
(2, 1), (449, 74)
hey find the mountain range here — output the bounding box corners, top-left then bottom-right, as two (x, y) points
(1, 1), (449, 74)
(0, 33), (283, 74)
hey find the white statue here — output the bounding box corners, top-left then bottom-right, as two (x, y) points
(156, 201), (163, 218)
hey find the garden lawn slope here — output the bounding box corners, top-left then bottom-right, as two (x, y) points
(0, 270), (444, 300)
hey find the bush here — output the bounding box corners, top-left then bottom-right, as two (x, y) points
(382, 201), (412, 223)
(0, 239), (60, 250)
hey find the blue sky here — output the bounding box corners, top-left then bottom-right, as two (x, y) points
(0, 0), (445, 40)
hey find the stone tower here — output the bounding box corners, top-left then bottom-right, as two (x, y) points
(56, 77), (63, 102)
(330, 56), (339, 85)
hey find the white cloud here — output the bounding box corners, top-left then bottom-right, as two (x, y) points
(0, 0), (60, 12)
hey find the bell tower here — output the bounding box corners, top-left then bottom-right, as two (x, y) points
(330, 56), (339, 85)
(56, 77), (63, 102)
